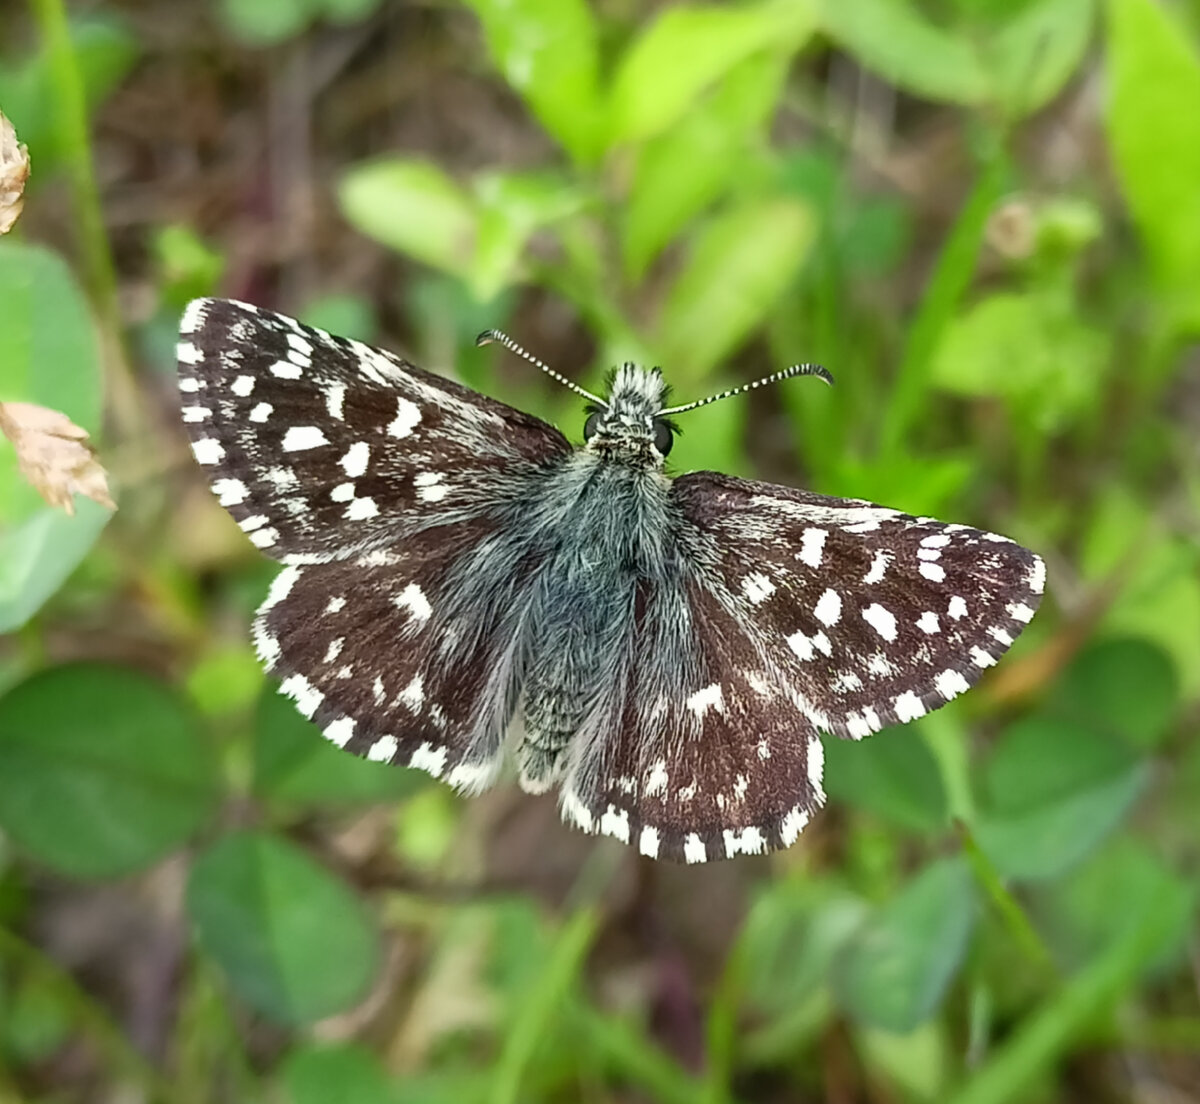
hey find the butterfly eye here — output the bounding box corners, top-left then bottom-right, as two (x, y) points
(653, 418), (675, 456)
(583, 412), (602, 441)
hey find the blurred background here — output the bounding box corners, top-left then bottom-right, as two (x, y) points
(1, 0), (1198, 1101)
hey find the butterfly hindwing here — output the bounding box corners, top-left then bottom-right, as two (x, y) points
(672, 472), (1045, 740)
(178, 298), (570, 561)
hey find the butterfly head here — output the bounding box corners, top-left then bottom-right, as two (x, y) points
(584, 364), (677, 460)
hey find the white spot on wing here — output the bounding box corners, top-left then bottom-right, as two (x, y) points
(599, 805), (630, 844)
(1008, 602), (1035, 623)
(971, 646), (996, 668)
(212, 478), (248, 506)
(780, 805), (810, 846)
(741, 573), (775, 604)
(644, 760), (668, 797)
(270, 359), (302, 380)
(177, 341), (202, 365)
(180, 299), (209, 335)
(917, 610), (940, 634)
(863, 550), (891, 584)
(410, 742), (448, 778)
(345, 496), (379, 520)
(282, 426), (329, 451)
(325, 383), (346, 420)
(249, 402), (272, 423)
(388, 397), (422, 438)
(192, 438), (224, 465)
(367, 736), (397, 762)
(638, 825), (660, 858)
(396, 584), (432, 624)
(894, 691), (926, 722)
(686, 683), (724, 717)
(340, 441), (370, 478)
(683, 833), (707, 864)
(799, 527), (827, 568)
(280, 673), (322, 719)
(935, 668), (971, 700)
(948, 595), (968, 620)
(231, 374), (255, 397)
(814, 588), (842, 626)
(324, 716), (355, 748)
(862, 602), (897, 641)
(919, 561), (947, 583)
(1029, 557), (1046, 595)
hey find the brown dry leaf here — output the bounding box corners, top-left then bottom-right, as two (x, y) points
(0, 109), (30, 235)
(0, 402), (116, 515)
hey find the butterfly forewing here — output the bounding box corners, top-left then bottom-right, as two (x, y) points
(178, 298), (570, 562)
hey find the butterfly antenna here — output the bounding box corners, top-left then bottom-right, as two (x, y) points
(656, 362), (833, 416)
(477, 329), (606, 406)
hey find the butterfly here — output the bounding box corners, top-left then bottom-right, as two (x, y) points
(178, 298), (1043, 862)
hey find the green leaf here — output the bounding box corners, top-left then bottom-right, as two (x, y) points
(187, 831), (380, 1025)
(280, 1043), (398, 1104)
(656, 198), (816, 383)
(609, 0), (817, 144)
(1105, 0), (1200, 302)
(0, 499), (112, 633)
(0, 242), (110, 629)
(929, 291), (1107, 431)
(463, 0), (604, 165)
(470, 170), (585, 300)
(0, 664), (218, 878)
(339, 159), (478, 277)
(974, 717), (1149, 880)
(986, 0), (1095, 117)
(623, 52), (788, 280)
(1037, 838), (1196, 974)
(254, 685), (426, 808)
(833, 857), (976, 1032)
(817, 0), (988, 104)
(821, 731), (948, 834)
(0, 15), (139, 174)
(1052, 638), (1179, 749)
(218, 0), (313, 46)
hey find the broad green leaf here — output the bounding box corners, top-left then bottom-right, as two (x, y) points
(929, 291), (1107, 431)
(281, 1043), (398, 1104)
(471, 171), (584, 300)
(857, 1022), (950, 1104)
(339, 159), (478, 277)
(657, 199), (815, 383)
(1099, 536), (1200, 695)
(741, 878), (868, 1017)
(253, 685), (426, 808)
(187, 831), (380, 1025)
(974, 717), (1148, 880)
(0, 242), (110, 630)
(1052, 638), (1179, 749)
(609, 0), (816, 144)
(0, 499), (112, 633)
(0, 664), (218, 878)
(218, 0), (312, 45)
(985, 0), (1095, 117)
(833, 857), (976, 1032)
(623, 52), (788, 280)
(0, 242), (103, 510)
(0, 16), (139, 174)
(821, 731), (948, 834)
(1037, 838), (1195, 974)
(463, 0), (604, 165)
(817, 0), (988, 104)
(1105, 0), (1200, 304)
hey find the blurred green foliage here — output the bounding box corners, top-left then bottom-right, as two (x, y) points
(1, 0), (1199, 1101)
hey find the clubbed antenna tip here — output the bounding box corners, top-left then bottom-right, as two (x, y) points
(657, 362), (833, 416)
